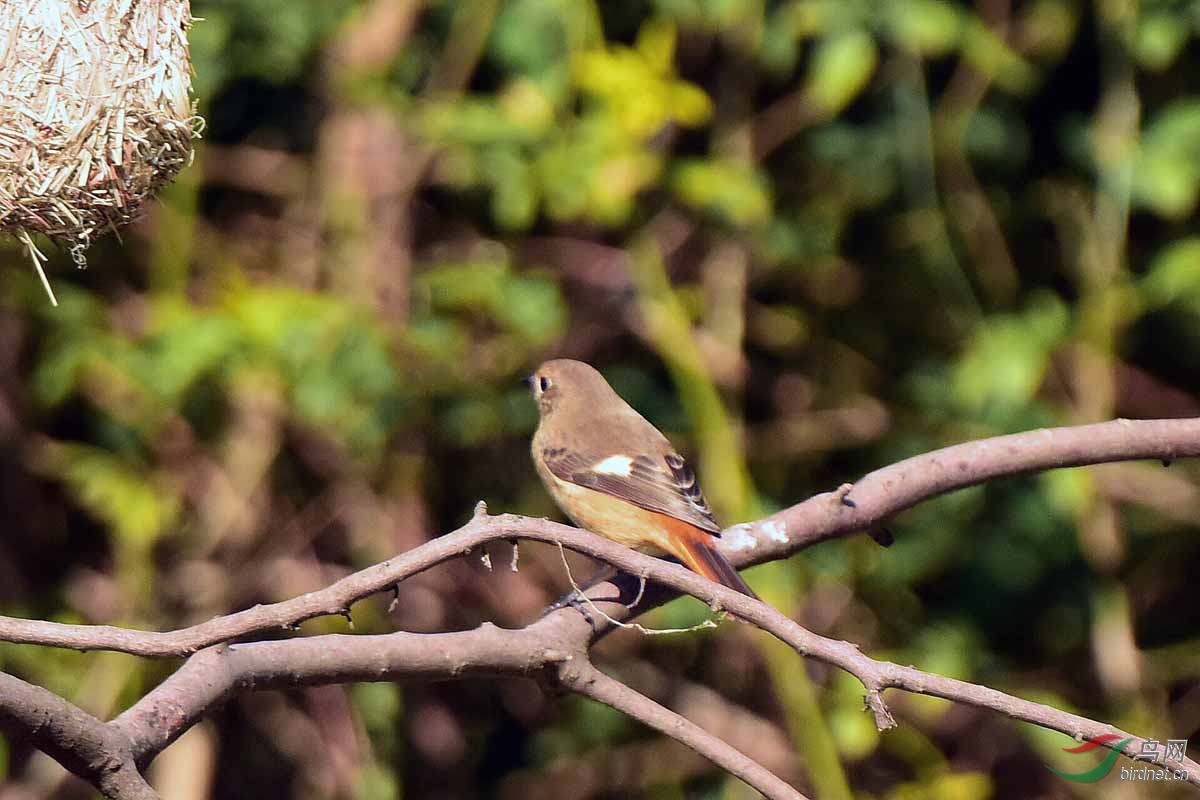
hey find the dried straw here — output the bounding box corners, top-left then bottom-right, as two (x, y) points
(0, 0), (201, 304)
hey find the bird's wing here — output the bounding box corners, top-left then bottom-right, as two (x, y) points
(541, 446), (721, 535)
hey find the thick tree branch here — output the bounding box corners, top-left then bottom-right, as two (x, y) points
(0, 673), (158, 800)
(110, 626), (804, 799)
(111, 625), (567, 764)
(753, 417), (1200, 559)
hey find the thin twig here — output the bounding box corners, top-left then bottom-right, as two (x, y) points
(560, 660), (809, 800)
(555, 542), (717, 636)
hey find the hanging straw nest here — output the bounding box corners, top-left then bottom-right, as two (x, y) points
(0, 0), (201, 303)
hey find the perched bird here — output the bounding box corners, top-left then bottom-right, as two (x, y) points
(526, 358), (757, 598)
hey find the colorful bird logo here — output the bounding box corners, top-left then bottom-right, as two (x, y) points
(1045, 735), (1133, 783)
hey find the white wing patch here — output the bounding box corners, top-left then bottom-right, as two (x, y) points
(593, 455), (634, 476)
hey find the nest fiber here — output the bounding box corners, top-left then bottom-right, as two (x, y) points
(0, 0), (198, 266)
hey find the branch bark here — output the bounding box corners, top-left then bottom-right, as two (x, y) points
(755, 416), (1200, 558)
(0, 673), (158, 800)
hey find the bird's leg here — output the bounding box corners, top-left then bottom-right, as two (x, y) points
(552, 593), (596, 627)
(543, 564), (620, 616)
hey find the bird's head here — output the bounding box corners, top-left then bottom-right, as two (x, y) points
(524, 359), (611, 417)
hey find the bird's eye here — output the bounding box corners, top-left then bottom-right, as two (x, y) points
(539, 376), (552, 392)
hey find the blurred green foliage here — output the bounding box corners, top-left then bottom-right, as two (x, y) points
(2, 0), (1200, 797)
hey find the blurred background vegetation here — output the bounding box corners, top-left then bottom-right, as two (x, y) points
(2, 0), (1200, 797)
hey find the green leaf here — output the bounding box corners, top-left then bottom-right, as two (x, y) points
(495, 276), (567, 343)
(961, 18), (1038, 93)
(952, 293), (1068, 413)
(887, 771), (995, 800)
(29, 288), (106, 407)
(36, 442), (178, 548)
(1142, 237), (1200, 307)
(481, 147), (540, 230)
(804, 29), (878, 115)
(144, 302), (240, 403)
(31, 339), (90, 409)
(419, 262), (567, 343)
(441, 396), (503, 445)
(886, 0), (963, 56)
(671, 158), (773, 227)
(635, 16), (677, 75)
(1135, 13), (1190, 72)
(490, 0), (572, 76)
(404, 317), (470, 363)
(416, 97), (540, 147)
(1132, 100), (1200, 219)
(1040, 469), (1092, 519)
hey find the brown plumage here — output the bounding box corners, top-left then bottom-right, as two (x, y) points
(527, 359), (756, 598)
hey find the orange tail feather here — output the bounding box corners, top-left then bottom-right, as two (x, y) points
(671, 528), (758, 599)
